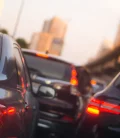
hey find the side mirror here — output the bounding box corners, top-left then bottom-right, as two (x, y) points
(32, 82), (40, 94)
(38, 85), (56, 98)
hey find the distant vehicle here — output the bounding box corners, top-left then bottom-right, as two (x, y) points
(76, 72), (120, 138)
(0, 34), (38, 138)
(23, 49), (83, 138)
(75, 65), (93, 114)
(91, 79), (106, 95)
(75, 66), (92, 96)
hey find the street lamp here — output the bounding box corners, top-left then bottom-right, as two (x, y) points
(12, 0), (25, 38)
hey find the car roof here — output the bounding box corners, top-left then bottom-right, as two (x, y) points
(0, 33), (19, 48)
(22, 48), (74, 65)
(0, 33), (19, 85)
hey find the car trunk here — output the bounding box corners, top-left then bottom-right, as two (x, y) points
(32, 77), (79, 121)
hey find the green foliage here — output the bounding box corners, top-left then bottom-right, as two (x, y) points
(0, 29), (8, 34)
(16, 38), (28, 48)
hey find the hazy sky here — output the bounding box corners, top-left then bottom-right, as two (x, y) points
(1, 0), (120, 64)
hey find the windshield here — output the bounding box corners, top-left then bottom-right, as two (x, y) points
(24, 54), (71, 82)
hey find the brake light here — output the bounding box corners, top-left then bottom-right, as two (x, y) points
(1, 106), (16, 117)
(70, 78), (78, 85)
(70, 67), (78, 86)
(36, 53), (48, 58)
(87, 106), (100, 115)
(86, 97), (120, 115)
(62, 115), (74, 123)
(7, 107), (16, 115)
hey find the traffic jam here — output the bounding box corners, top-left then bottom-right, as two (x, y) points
(0, 33), (120, 138)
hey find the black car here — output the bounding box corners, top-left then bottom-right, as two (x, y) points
(0, 34), (38, 138)
(76, 66), (92, 97)
(23, 49), (82, 137)
(76, 72), (120, 138)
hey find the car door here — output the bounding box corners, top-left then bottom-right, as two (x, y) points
(14, 45), (38, 138)
(14, 46), (28, 134)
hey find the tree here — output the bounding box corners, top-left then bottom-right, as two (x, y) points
(16, 38), (28, 48)
(0, 29), (8, 34)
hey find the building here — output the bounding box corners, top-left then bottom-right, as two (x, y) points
(30, 17), (67, 56)
(48, 17), (67, 39)
(29, 33), (39, 50)
(96, 39), (113, 58)
(114, 23), (120, 47)
(37, 32), (53, 52)
(42, 20), (50, 32)
(42, 17), (67, 55)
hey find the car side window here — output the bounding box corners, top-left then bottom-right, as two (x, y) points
(14, 47), (26, 88)
(19, 49), (31, 88)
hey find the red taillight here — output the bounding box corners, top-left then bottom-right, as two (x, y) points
(70, 78), (78, 86)
(86, 97), (120, 115)
(62, 115), (74, 123)
(1, 106), (16, 117)
(72, 69), (77, 76)
(7, 107), (16, 115)
(70, 67), (78, 86)
(87, 106), (100, 115)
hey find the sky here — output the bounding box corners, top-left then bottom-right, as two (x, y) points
(0, 0), (120, 64)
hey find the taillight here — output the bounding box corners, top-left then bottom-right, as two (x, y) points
(0, 105), (16, 117)
(87, 106), (100, 115)
(62, 115), (74, 123)
(70, 67), (78, 86)
(7, 107), (16, 115)
(70, 78), (78, 86)
(86, 97), (120, 115)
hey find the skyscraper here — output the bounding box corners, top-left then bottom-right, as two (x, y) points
(29, 33), (40, 50)
(114, 23), (120, 47)
(30, 17), (67, 55)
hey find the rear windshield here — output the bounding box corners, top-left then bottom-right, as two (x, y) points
(113, 74), (120, 88)
(24, 54), (71, 82)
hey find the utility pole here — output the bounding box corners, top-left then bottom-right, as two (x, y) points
(12, 0), (25, 38)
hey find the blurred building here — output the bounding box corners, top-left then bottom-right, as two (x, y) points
(42, 20), (50, 32)
(114, 23), (120, 47)
(29, 33), (39, 50)
(30, 17), (67, 56)
(48, 17), (67, 39)
(37, 32), (53, 52)
(96, 40), (113, 58)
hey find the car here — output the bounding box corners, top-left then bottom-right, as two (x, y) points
(75, 66), (92, 101)
(91, 79), (107, 95)
(0, 34), (38, 138)
(22, 49), (83, 138)
(76, 72), (120, 138)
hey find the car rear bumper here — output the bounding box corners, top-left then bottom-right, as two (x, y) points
(77, 115), (120, 138)
(37, 118), (75, 136)
(97, 127), (120, 138)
